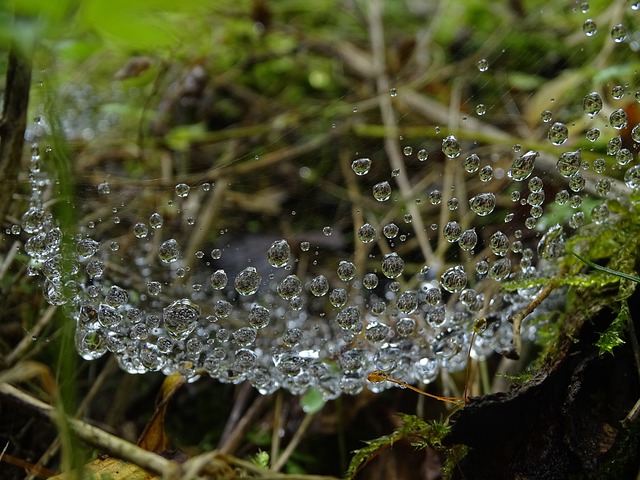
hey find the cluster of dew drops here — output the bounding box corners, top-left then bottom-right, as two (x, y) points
(18, 15), (640, 399)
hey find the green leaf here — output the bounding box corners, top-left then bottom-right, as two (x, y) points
(595, 302), (628, 355)
(300, 387), (325, 414)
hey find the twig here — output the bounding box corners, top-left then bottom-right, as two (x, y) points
(506, 281), (557, 360)
(272, 413), (316, 472)
(0, 384), (179, 477)
(218, 384), (271, 454)
(270, 390), (285, 471)
(366, 0), (437, 270)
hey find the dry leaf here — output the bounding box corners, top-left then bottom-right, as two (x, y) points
(49, 456), (159, 480)
(137, 372), (186, 452)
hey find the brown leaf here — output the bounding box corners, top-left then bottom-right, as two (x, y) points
(137, 372), (186, 452)
(49, 456), (159, 480)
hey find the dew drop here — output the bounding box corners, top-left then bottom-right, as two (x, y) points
(351, 157), (372, 175)
(583, 18), (597, 36)
(417, 149), (428, 161)
(277, 275), (303, 300)
(458, 228), (478, 251)
(443, 221), (462, 242)
(611, 24), (627, 43)
(267, 239), (291, 268)
(337, 261), (356, 281)
(310, 274), (330, 297)
(556, 150), (582, 178)
(442, 135), (461, 158)
(624, 165), (640, 189)
(440, 265), (467, 293)
(175, 183), (190, 197)
(469, 192), (496, 216)
(582, 92), (603, 116)
(381, 253), (404, 279)
(585, 127), (600, 142)
(372, 181), (392, 201)
(610, 109), (628, 129)
(508, 150), (538, 181)
(234, 267), (261, 295)
(163, 298), (199, 340)
(158, 238), (180, 263)
(477, 58), (489, 71)
(358, 223), (376, 243)
(133, 223), (148, 238)
(362, 273), (379, 290)
(548, 122), (569, 145)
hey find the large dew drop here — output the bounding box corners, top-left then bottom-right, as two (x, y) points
(372, 181), (392, 201)
(163, 298), (200, 340)
(469, 193), (496, 216)
(508, 150), (538, 181)
(234, 267), (262, 295)
(440, 265), (467, 293)
(267, 239), (291, 268)
(381, 253), (404, 279)
(556, 150), (582, 178)
(442, 135), (461, 158)
(351, 157), (372, 175)
(582, 92), (603, 116)
(548, 122), (569, 145)
(277, 275), (303, 300)
(158, 238), (180, 263)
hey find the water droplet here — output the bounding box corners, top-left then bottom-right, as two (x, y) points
(336, 306), (360, 330)
(582, 92), (603, 116)
(508, 150), (538, 181)
(133, 223), (148, 238)
(489, 231), (510, 256)
(417, 149), (428, 161)
(381, 253), (404, 279)
(211, 248), (222, 260)
(234, 267), (261, 295)
(323, 226), (333, 236)
(351, 157), (372, 175)
(106, 285), (128, 306)
(403, 146), (413, 156)
(396, 317), (415, 336)
(475, 104), (486, 116)
(76, 238), (100, 261)
(556, 150), (582, 177)
(310, 274), (329, 296)
(611, 85), (625, 99)
(158, 238), (180, 263)
(442, 135), (461, 158)
(429, 190), (443, 204)
(469, 192), (496, 216)
(585, 127), (600, 142)
(98, 182), (110, 195)
(267, 239), (291, 268)
(607, 136), (622, 155)
(397, 291), (418, 314)
(330, 288), (348, 307)
(458, 228), (478, 251)
(440, 265), (467, 293)
(624, 165), (640, 189)
(175, 183), (190, 197)
(277, 275), (303, 300)
(583, 18), (597, 36)
(383, 223), (399, 239)
(389, 88), (397, 97)
(477, 58), (489, 71)
(463, 154), (480, 173)
(537, 224), (565, 260)
(540, 110), (553, 122)
(596, 177), (611, 196)
(548, 122), (569, 145)
(372, 181), (392, 201)
(591, 203), (610, 224)
(488, 258), (511, 281)
(616, 148), (633, 165)
(248, 305), (270, 328)
(611, 24), (627, 43)
(479, 165), (493, 182)
(149, 213), (163, 228)
(337, 261), (356, 281)
(362, 273), (379, 290)
(98, 303), (122, 328)
(147, 281), (162, 296)
(610, 108), (628, 129)
(365, 322), (389, 342)
(443, 221), (462, 242)
(358, 223), (376, 243)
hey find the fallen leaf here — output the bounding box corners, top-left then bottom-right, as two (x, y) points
(137, 372), (186, 452)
